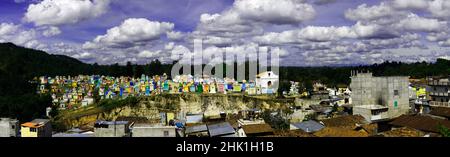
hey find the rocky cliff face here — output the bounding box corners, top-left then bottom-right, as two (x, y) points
(60, 94), (295, 129)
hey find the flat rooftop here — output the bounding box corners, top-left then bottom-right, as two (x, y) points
(354, 105), (388, 110)
(94, 121), (129, 125)
(132, 124), (176, 129)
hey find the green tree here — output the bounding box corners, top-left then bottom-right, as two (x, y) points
(262, 110), (289, 130)
(438, 125), (450, 137)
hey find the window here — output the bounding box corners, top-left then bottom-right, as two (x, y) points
(164, 131), (169, 137)
(372, 110), (381, 116)
(394, 90), (399, 96)
(11, 125), (14, 129)
(30, 128), (37, 132)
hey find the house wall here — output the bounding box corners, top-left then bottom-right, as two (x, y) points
(132, 127), (176, 137)
(257, 78), (278, 91)
(0, 119), (19, 137)
(353, 107), (388, 123)
(350, 73), (409, 119)
(21, 127), (37, 137)
(185, 131), (209, 137)
(379, 77), (410, 118)
(22, 123), (52, 137)
(237, 128), (247, 137)
(353, 107), (371, 122)
(0, 121), (10, 137)
(38, 123), (52, 137)
(94, 125), (129, 137)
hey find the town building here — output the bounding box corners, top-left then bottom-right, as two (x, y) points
(94, 121), (130, 137)
(350, 72), (410, 122)
(353, 105), (389, 123)
(427, 76), (450, 107)
(52, 128), (94, 137)
(21, 119), (52, 137)
(238, 123), (274, 137)
(309, 103), (333, 119)
(131, 124), (177, 137)
(235, 116), (272, 137)
(409, 86), (427, 99)
(311, 82), (329, 100)
(0, 118), (20, 137)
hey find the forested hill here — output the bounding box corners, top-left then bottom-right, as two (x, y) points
(0, 42), (173, 80)
(0, 42), (91, 79)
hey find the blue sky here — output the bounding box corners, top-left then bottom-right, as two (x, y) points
(1, 0), (450, 66)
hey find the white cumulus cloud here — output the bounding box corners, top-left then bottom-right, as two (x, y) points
(395, 14), (447, 32)
(392, 0), (429, 9)
(233, 0), (316, 24)
(24, 0), (111, 26)
(137, 50), (160, 58)
(86, 18), (174, 48)
(41, 26), (61, 37)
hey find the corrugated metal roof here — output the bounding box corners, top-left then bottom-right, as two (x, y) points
(291, 120), (325, 133)
(53, 132), (94, 137)
(31, 119), (50, 124)
(310, 104), (333, 113)
(185, 124), (208, 134)
(95, 121), (129, 125)
(207, 122), (235, 137)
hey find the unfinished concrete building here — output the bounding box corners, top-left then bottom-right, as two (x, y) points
(94, 121), (130, 137)
(350, 72), (409, 122)
(427, 76), (450, 107)
(0, 118), (19, 137)
(131, 124), (177, 137)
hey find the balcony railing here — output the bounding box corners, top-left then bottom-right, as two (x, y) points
(370, 114), (388, 121)
(429, 92), (449, 96)
(428, 81), (450, 86)
(429, 101), (450, 107)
